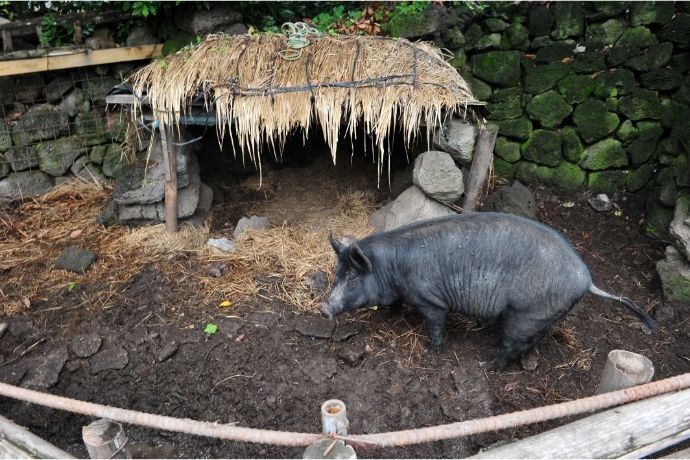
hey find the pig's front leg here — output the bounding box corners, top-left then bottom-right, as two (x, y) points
(418, 306), (448, 353)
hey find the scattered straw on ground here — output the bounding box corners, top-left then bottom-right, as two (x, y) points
(1, 181), (374, 316)
(130, 34), (478, 182)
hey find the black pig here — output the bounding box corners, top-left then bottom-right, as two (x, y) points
(321, 212), (655, 370)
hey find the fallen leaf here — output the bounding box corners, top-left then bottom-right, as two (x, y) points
(219, 300), (232, 308)
(203, 323), (218, 335)
(69, 229), (82, 239)
(67, 282), (77, 292)
(22, 297), (30, 308)
(235, 334), (245, 342)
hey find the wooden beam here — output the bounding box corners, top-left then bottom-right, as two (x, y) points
(463, 124), (498, 212)
(470, 389), (690, 459)
(0, 414), (75, 459)
(0, 44), (163, 77)
(0, 10), (129, 36)
(160, 127), (179, 233)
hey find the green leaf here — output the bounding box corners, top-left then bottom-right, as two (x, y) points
(67, 282), (77, 292)
(203, 323), (218, 335)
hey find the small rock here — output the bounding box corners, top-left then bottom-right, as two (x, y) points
(56, 246), (98, 273)
(207, 261), (229, 278)
(65, 360), (82, 372)
(520, 351), (540, 371)
(305, 270), (329, 294)
(655, 303), (674, 322)
(293, 316), (335, 339)
(432, 117), (477, 165)
(303, 357), (338, 384)
(156, 341), (179, 362)
(0, 365), (26, 385)
(338, 344), (364, 365)
(368, 185), (456, 231)
(8, 318), (34, 338)
(90, 347), (129, 374)
(22, 347), (68, 389)
(332, 323), (363, 342)
(96, 201), (119, 227)
(234, 215), (269, 238)
(0, 322), (7, 338)
(216, 317), (243, 339)
(412, 150), (465, 203)
(482, 181), (537, 220)
(588, 193), (613, 212)
(70, 334), (102, 358)
(207, 237), (235, 253)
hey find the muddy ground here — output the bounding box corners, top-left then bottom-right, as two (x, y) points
(0, 145), (688, 458)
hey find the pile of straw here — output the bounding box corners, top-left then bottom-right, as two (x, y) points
(129, 34), (478, 181)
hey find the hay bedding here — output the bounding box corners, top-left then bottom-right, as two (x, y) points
(129, 33), (477, 182)
(0, 179), (374, 316)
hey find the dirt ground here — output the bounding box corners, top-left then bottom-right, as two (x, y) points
(0, 142), (688, 458)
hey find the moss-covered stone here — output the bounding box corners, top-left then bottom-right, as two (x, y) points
(528, 5), (554, 37)
(627, 121), (663, 166)
(584, 2), (627, 20)
(442, 28), (465, 49)
(656, 166), (675, 185)
(627, 164), (654, 192)
(657, 139), (680, 158)
(561, 127), (583, 162)
(521, 129), (562, 166)
(659, 152), (677, 166)
(630, 2), (675, 26)
(608, 44), (640, 67)
(657, 248), (690, 301)
(657, 13), (690, 46)
(384, 6), (436, 38)
(0, 119), (11, 153)
(558, 74), (594, 104)
(675, 76), (690, 105)
(514, 160), (553, 185)
(552, 2), (584, 39)
(530, 36), (556, 49)
(616, 119), (636, 142)
(573, 100), (620, 143)
(462, 73), (492, 101)
(592, 69), (637, 98)
(644, 202), (674, 240)
(471, 51), (522, 87)
(475, 33), (502, 50)
(617, 26), (658, 47)
(670, 52), (690, 73)
(486, 91), (523, 121)
(485, 18), (507, 32)
(660, 99), (690, 129)
(74, 112), (109, 146)
(494, 136), (521, 162)
(640, 68), (683, 91)
(625, 42), (673, 72)
(0, 154), (9, 179)
(463, 23), (483, 50)
(534, 41), (575, 62)
(618, 89), (661, 121)
(585, 18), (624, 45)
(493, 157), (515, 179)
(495, 117), (533, 141)
(659, 182), (679, 206)
(161, 31), (195, 56)
(89, 145), (108, 164)
(491, 87), (522, 103)
(36, 137), (88, 176)
(551, 161), (586, 191)
(525, 90), (572, 129)
(501, 22), (530, 50)
(11, 105), (69, 147)
(448, 49), (467, 69)
(588, 170), (629, 194)
(571, 50), (606, 73)
(673, 155), (690, 187)
(524, 62), (571, 94)
(579, 138), (628, 170)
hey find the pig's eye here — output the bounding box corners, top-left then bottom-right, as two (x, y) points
(346, 271), (358, 283)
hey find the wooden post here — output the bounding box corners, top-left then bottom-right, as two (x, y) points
(159, 126), (178, 233)
(2, 30), (12, 53)
(463, 124), (498, 212)
(82, 419), (130, 459)
(596, 349), (654, 394)
(0, 414), (74, 459)
(470, 389), (690, 459)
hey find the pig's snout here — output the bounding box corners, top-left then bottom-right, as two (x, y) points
(320, 304), (334, 320)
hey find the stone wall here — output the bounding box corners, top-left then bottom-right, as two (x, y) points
(432, 1), (689, 241)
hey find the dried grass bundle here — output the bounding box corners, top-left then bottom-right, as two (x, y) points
(129, 34), (477, 182)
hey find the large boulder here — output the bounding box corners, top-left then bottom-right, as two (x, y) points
(412, 151), (465, 203)
(656, 246), (690, 301)
(471, 51), (522, 87)
(432, 118), (476, 165)
(670, 197), (690, 260)
(37, 137), (88, 176)
(525, 90), (572, 129)
(368, 186), (456, 232)
(11, 105), (69, 146)
(579, 138), (627, 170)
(521, 129), (562, 167)
(174, 4), (243, 35)
(573, 100), (620, 143)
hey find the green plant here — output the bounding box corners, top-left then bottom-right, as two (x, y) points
(122, 1), (158, 18)
(39, 13), (93, 47)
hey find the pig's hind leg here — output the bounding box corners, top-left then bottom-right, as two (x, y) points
(484, 305), (570, 370)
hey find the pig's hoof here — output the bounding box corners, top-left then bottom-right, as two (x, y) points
(481, 358), (506, 371)
(427, 343), (443, 354)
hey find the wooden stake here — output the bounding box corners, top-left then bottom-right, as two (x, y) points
(463, 124), (498, 212)
(160, 127), (178, 233)
(82, 419), (130, 459)
(596, 349), (654, 395)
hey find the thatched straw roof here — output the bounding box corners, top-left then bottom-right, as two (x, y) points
(129, 33), (478, 178)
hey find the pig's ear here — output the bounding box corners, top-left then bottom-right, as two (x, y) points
(329, 234), (346, 255)
(349, 242), (372, 274)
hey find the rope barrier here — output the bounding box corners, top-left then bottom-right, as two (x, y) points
(278, 22), (322, 61)
(0, 373), (687, 449)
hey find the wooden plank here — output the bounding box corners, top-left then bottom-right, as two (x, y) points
(0, 44), (163, 77)
(470, 389), (690, 459)
(663, 446), (690, 458)
(0, 414), (75, 459)
(160, 127), (179, 233)
(619, 428), (690, 459)
(462, 124), (498, 212)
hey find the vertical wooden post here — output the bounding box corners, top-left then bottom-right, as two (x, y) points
(159, 126), (178, 233)
(596, 349), (654, 394)
(2, 30), (13, 53)
(82, 419), (130, 459)
(463, 124), (498, 212)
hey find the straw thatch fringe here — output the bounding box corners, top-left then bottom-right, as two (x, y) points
(129, 34), (478, 181)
